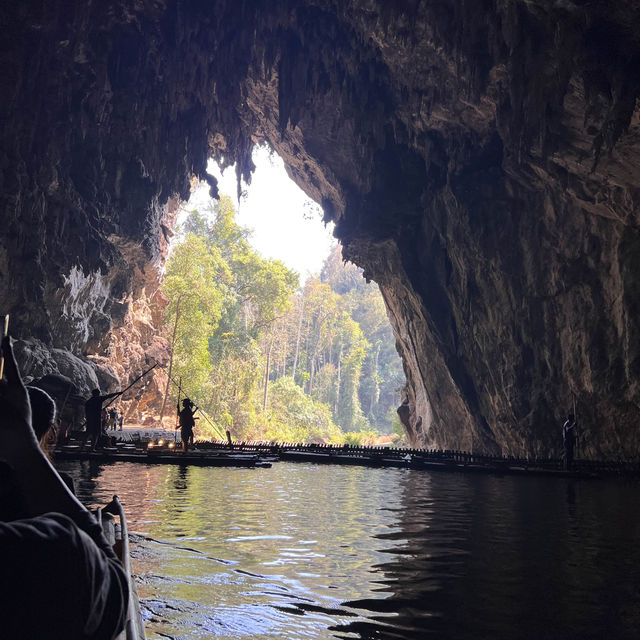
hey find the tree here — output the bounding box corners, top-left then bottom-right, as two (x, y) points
(173, 197), (298, 438)
(294, 279), (339, 392)
(160, 233), (229, 422)
(332, 312), (369, 432)
(264, 376), (342, 443)
(158, 190), (402, 443)
(320, 245), (404, 433)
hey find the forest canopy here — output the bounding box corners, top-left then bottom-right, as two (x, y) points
(160, 196), (405, 444)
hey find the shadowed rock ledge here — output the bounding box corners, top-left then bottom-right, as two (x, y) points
(1, 0), (639, 456)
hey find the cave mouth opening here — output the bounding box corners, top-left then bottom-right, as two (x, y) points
(184, 144), (335, 282)
(157, 143), (406, 445)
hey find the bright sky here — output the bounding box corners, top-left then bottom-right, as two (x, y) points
(183, 146), (336, 282)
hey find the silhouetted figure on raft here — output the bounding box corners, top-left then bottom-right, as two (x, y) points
(85, 388), (122, 450)
(0, 335), (128, 639)
(107, 407), (118, 431)
(176, 398), (198, 452)
(562, 413), (577, 470)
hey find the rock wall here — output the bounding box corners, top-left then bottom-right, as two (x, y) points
(1, 0), (639, 455)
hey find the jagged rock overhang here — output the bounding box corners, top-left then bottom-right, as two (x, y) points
(1, 0), (639, 455)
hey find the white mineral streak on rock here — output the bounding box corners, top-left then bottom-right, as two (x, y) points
(59, 265), (112, 348)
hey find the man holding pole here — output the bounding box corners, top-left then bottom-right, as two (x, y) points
(176, 398), (198, 452)
(84, 388), (122, 450)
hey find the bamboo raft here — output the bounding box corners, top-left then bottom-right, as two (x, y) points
(196, 441), (640, 479)
(56, 442), (273, 468)
(53, 438), (640, 480)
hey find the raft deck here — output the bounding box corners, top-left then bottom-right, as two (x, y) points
(54, 439), (640, 480)
(55, 444), (272, 468)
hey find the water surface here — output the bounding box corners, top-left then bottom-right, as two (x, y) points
(56, 460), (640, 639)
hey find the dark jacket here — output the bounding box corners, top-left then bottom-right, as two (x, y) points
(177, 405), (196, 430)
(0, 510), (129, 639)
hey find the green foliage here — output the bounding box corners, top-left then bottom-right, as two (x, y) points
(263, 377), (341, 443)
(208, 339), (262, 439)
(332, 312), (369, 432)
(340, 429), (381, 446)
(181, 209), (210, 238)
(162, 196), (299, 440)
(320, 246), (404, 433)
(159, 191), (403, 444)
(258, 246), (402, 437)
(312, 363), (338, 408)
(162, 234), (229, 399)
(392, 416), (409, 447)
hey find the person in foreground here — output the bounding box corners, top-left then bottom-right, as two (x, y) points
(0, 335), (129, 639)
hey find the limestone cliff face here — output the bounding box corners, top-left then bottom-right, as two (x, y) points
(1, 0), (639, 454)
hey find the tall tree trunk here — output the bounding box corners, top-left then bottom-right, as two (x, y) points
(263, 338), (274, 411)
(275, 317), (287, 380)
(370, 342), (380, 419)
(308, 313), (328, 394)
(159, 295), (182, 424)
(309, 355), (316, 393)
(336, 343), (343, 414)
(292, 295), (305, 380)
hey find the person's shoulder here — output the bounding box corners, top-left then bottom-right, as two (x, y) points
(0, 512), (78, 541)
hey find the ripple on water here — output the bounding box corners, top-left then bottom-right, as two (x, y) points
(56, 461), (640, 640)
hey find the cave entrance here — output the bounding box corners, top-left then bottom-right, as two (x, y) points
(160, 144), (405, 446)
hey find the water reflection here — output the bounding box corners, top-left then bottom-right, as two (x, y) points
(333, 472), (640, 640)
(57, 461), (408, 639)
(55, 461), (640, 640)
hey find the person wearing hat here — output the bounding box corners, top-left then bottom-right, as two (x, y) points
(176, 397), (198, 452)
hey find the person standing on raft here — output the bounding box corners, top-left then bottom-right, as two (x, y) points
(176, 398), (197, 452)
(85, 388), (122, 450)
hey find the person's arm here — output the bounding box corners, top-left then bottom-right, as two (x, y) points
(101, 391), (122, 402)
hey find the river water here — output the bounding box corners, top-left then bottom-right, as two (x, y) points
(55, 460), (640, 640)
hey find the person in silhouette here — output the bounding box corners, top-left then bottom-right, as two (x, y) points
(176, 398), (197, 452)
(562, 413), (577, 470)
(0, 335), (128, 639)
(27, 386), (57, 452)
(27, 386), (76, 493)
(85, 388), (122, 450)
(107, 407), (118, 431)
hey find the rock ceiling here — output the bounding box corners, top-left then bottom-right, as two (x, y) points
(1, 0), (639, 455)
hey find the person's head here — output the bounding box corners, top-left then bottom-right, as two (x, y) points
(182, 398), (193, 407)
(568, 413), (575, 421)
(27, 386), (57, 445)
(91, 388), (100, 397)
